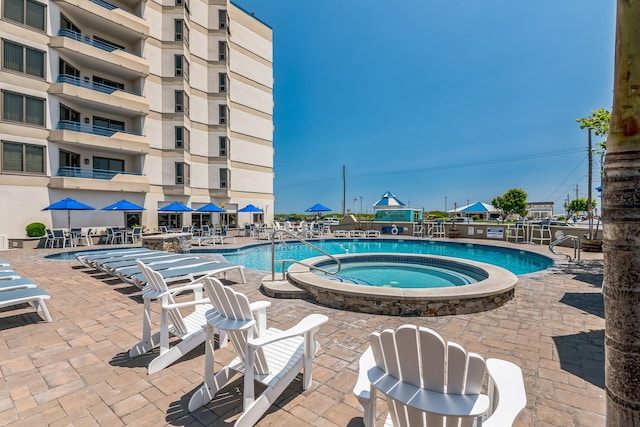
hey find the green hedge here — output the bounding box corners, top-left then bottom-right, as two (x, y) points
(25, 222), (46, 237)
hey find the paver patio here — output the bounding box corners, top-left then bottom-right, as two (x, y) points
(0, 238), (605, 426)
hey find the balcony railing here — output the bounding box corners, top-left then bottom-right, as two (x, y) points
(56, 166), (144, 180)
(89, 0), (143, 17)
(56, 74), (142, 97)
(57, 29), (143, 58)
(57, 120), (144, 137)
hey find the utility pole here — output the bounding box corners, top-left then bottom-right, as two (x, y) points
(445, 196), (448, 212)
(576, 184), (579, 200)
(342, 165), (346, 216)
(587, 128), (593, 237)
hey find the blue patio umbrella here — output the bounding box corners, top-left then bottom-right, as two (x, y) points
(102, 199), (146, 227)
(43, 197), (96, 229)
(305, 203), (331, 213)
(237, 204), (263, 213)
(196, 203), (225, 212)
(101, 199), (145, 212)
(158, 201), (193, 212)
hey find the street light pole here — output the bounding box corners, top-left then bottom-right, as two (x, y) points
(445, 196), (448, 212)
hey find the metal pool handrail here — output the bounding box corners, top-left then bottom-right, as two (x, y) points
(270, 230), (341, 281)
(549, 230), (581, 261)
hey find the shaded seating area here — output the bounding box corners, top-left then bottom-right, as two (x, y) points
(353, 324), (526, 427)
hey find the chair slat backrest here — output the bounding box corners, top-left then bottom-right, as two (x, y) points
(370, 325), (486, 426)
(137, 261), (188, 335)
(202, 277), (269, 375)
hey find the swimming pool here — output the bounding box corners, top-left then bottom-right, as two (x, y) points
(195, 239), (552, 275)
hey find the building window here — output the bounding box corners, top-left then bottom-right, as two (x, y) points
(1, 141), (45, 173)
(219, 73), (227, 93)
(93, 75), (125, 91)
(219, 10), (227, 29)
(1, 90), (45, 126)
(219, 105), (227, 124)
(59, 59), (79, 78)
(94, 35), (124, 50)
(219, 136), (227, 156)
(218, 41), (226, 61)
(219, 168), (228, 188)
(175, 126), (190, 149)
(175, 91), (189, 114)
(3, 0), (46, 31)
(175, 162), (190, 185)
(175, 55), (189, 81)
(93, 156), (124, 172)
(93, 116), (124, 132)
(2, 40), (45, 78)
(60, 14), (80, 33)
(175, 19), (184, 41)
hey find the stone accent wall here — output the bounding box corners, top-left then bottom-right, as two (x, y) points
(141, 233), (191, 253)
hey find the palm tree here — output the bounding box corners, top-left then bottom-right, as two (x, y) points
(604, 1), (640, 424)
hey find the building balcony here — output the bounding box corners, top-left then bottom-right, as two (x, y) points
(50, 74), (149, 117)
(50, 30), (148, 79)
(52, 0), (148, 41)
(49, 121), (150, 154)
(49, 167), (150, 192)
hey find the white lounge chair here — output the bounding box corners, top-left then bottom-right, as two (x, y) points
(126, 259), (245, 288)
(353, 324), (526, 427)
(0, 258), (11, 267)
(188, 277), (328, 426)
(0, 271), (21, 281)
(0, 288), (52, 322)
(0, 279), (38, 291)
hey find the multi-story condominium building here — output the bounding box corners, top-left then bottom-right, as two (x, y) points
(0, 0), (273, 237)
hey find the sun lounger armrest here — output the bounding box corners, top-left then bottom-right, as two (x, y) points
(483, 358), (527, 427)
(248, 314), (328, 349)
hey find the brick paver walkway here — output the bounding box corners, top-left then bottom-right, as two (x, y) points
(0, 238), (605, 426)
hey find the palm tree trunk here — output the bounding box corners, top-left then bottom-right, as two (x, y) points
(604, 1), (640, 424)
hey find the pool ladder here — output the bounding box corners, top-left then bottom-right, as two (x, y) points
(549, 230), (581, 261)
(270, 229), (341, 281)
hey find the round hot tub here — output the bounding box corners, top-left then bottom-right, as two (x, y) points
(286, 253), (518, 316)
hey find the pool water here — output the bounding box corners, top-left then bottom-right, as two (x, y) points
(199, 239), (552, 275)
(327, 262), (482, 288)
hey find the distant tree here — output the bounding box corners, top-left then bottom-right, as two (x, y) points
(577, 108), (611, 152)
(491, 189), (528, 220)
(563, 198), (597, 218)
(426, 210), (448, 219)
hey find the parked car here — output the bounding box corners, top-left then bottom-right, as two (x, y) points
(446, 217), (473, 224)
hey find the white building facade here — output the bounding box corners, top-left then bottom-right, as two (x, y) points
(0, 0), (273, 236)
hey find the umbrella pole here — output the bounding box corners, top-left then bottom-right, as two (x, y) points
(68, 210), (71, 230)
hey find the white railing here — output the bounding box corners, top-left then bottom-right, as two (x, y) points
(549, 230), (581, 261)
(0, 234), (8, 250)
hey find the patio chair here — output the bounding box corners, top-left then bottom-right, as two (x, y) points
(44, 228), (55, 248)
(353, 324), (526, 427)
(506, 223), (526, 243)
(530, 223), (551, 245)
(126, 258), (246, 289)
(128, 260), (214, 374)
(0, 287), (52, 322)
(52, 229), (68, 248)
(130, 226), (143, 243)
(187, 277), (328, 426)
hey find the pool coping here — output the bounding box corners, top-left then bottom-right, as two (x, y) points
(284, 253), (519, 316)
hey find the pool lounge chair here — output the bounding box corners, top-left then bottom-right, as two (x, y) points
(187, 277), (328, 425)
(0, 278), (38, 292)
(99, 252), (187, 274)
(0, 271), (22, 281)
(114, 256), (210, 281)
(81, 249), (156, 270)
(0, 258), (10, 267)
(126, 260), (246, 289)
(0, 287), (52, 322)
(75, 248), (153, 268)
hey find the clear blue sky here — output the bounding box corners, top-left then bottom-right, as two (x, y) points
(234, 0), (615, 215)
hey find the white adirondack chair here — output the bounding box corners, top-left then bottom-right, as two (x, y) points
(353, 324), (526, 427)
(188, 277), (328, 426)
(128, 260), (214, 374)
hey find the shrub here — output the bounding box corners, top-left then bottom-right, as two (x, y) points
(25, 222), (46, 237)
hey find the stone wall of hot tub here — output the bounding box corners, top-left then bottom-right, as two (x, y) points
(286, 253), (518, 316)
